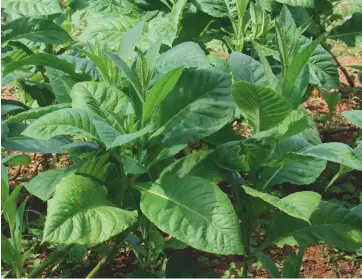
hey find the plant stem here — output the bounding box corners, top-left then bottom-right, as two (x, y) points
(322, 43), (355, 88)
(242, 230), (251, 278)
(86, 243), (119, 278)
(27, 247), (70, 278)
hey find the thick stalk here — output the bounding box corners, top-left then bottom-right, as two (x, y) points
(27, 247), (70, 278)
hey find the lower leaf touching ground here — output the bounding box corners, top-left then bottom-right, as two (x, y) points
(43, 174), (137, 246)
(136, 175), (244, 255)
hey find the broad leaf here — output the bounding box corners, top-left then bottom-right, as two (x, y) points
(329, 12), (362, 47)
(156, 42), (209, 74)
(257, 137), (326, 189)
(93, 121), (153, 149)
(2, 0), (63, 16)
(151, 69), (234, 148)
(3, 54), (89, 80)
(24, 168), (75, 201)
(47, 68), (79, 103)
(214, 141), (250, 172)
(78, 15), (138, 48)
(118, 21), (144, 61)
(342, 110), (362, 129)
(136, 175), (244, 255)
(2, 137), (69, 154)
(22, 108), (102, 140)
(3, 17), (69, 44)
(191, 0), (227, 17)
(243, 187), (321, 223)
(275, 0), (314, 8)
(230, 52), (269, 87)
(2, 154), (31, 166)
(43, 174), (137, 245)
(161, 150), (226, 184)
(1, 99), (29, 116)
(261, 201), (362, 252)
(232, 81), (292, 132)
(70, 81), (130, 124)
(143, 66), (184, 123)
(5, 104), (71, 123)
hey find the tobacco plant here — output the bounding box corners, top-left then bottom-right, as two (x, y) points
(1, 0), (362, 278)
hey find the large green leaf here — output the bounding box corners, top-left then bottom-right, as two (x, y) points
(261, 201), (362, 252)
(151, 69), (234, 147)
(43, 174), (137, 245)
(78, 15), (138, 48)
(59, 55), (99, 80)
(214, 141), (250, 172)
(243, 187), (321, 223)
(138, 0), (187, 50)
(329, 12), (362, 47)
(3, 54), (89, 80)
(230, 52), (269, 87)
(118, 21), (144, 60)
(307, 41), (339, 90)
(2, 0), (63, 16)
(2, 154), (31, 167)
(275, 0), (314, 8)
(277, 35), (324, 108)
(70, 81), (130, 124)
(22, 108), (102, 140)
(136, 175), (244, 255)
(156, 42), (209, 74)
(232, 81), (292, 132)
(143, 66), (184, 123)
(93, 121), (152, 149)
(161, 150), (226, 184)
(24, 168), (75, 201)
(342, 110), (362, 129)
(191, 0), (227, 17)
(257, 136), (326, 189)
(2, 137), (69, 154)
(46, 68), (78, 103)
(18, 80), (55, 106)
(3, 17), (69, 44)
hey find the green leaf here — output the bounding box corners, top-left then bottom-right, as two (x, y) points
(47, 68), (79, 103)
(1, 99), (29, 116)
(327, 164), (353, 189)
(70, 81), (130, 124)
(4, 104), (71, 123)
(124, 156), (148, 175)
(254, 252), (281, 278)
(232, 81), (292, 132)
(156, 42), (209, 74)
(1, 165), (9, 205)
(2, 154), (31, 167)
(283, 248), (304, 278)
(78, 15), (138, 48)
(24, 168), (75, 201)
(261, 201), (362, 252)
(321, 90), (341, 115)
(243, 187), (321, 223)
(306, 39), (339, 90)
(118, 21), (144, 61)
(3, 185), (23, 231)
(143, 66), (184, 123)
(342, 110), (362, 129)
(145, 229), (164, 265)
(59, 55), (99, 80)
(93, 121), (152, 149)
(300, 142), (362, 171)
(230, 52), (269, 87)
(151, 69), (234, 148)
(3, 54), (89, 79)
(3, 17), (69, 44)
(277, 35), (324, 107)
(19, 80), (55, 106)
(43, 174), (137, 245)
(105, 51), (143, 104)
(257, 137), (326, 189)
(214, 141), (250, 172)
(161, 150), (226, 184)
(2, 0), (63, 16)
(275, 0), (314, 8)
(22, 108), (102, 140)
(2, 137), (69, 154)
(191, 0), (227, 17)
(329, 12), (362, 47)
(136, 175), (244, 255)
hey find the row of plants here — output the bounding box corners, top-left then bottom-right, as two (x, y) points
(1, 0), (362, 277)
